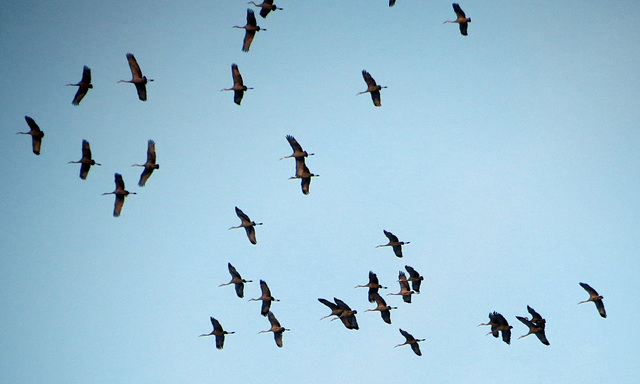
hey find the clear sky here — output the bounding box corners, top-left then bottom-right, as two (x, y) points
(1, 1), (639, 383)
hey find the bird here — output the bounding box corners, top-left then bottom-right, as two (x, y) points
(516, 316), (549, 346)
(404, 265), (424, 293)
(376, 230), (410, 258)
(68, 140), (101, 179)
(199, 317), (235, 350)
(221, 63), (252, 105)
(388, 271), (414, 303)
(219, 263), (252, 298)
(281, 135), (314, 160)
(444, 3), (471, 36)
(234, 9), (266, 52)
(365, 292), (397, 324)
(229, 207), (262, 245)
(395, 329), (424, 356)
(357, 70), (386, 107)
(289, 157), (318, 195)
(118, 53), (153, 101)
(259, 311), (289, 347)
(318, 298), (343, 321)
(132, 140), (159, 187)
(67, 66), (92, 105)
(102, 173), (136, 217)
(249, 280), (279, 316)
(525, 305), (546, 326)
(578, 282), (606, 318)
(17, 116), (44, 155)
(248, 0), (282, 18)
(333, 298), (359, 330)
(355, 271), (387, 303)
(479, 312), (512, 344)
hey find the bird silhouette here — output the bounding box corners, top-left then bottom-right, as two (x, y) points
(221, 64), (252, 105)
(229, 207), (262, 245)
(199, 317), (235, 350)
(376, 230), (410, 258)
(259, 312), (289, 347)
(395, 329), (424, 356)
(355, 271), (388, 303)
(388, 271), (415, 303)
(118, 53), (153, 101)
(219, 263), (252, 298)
(249, 280), (279, 316)
(68, 140), (100, 179)
(67, 66), (92, 105)
(357, 70), (387, 107)
(132, 140), (159, 187)
(234, 9), (265, 52)
(102, 173), (136, 217)
(404, 265), (424, 293)
(578, 282), (606, 318)
(365, 292), (397, 324)
(17, 116), (44, 155)
(248, 0), (282, 18)
(444, 3), (471, 36)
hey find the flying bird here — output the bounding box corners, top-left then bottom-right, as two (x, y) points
(118, 53), (153, 101)
(248, 0), (282, 18)
(525, 305), (546, 326)
(221, 64), (253, 105)
(318, 298), (343, 321)
(388, 271), (414, 303)
(219, 263), (252, 298)
(479, 311), (512, 345)
(444, 3), (471, 36)
(333, 298), (359, 330)
(132, 140), (159, 186)
(289, 157), (318, 195)
(281, 135), (314, 160)
(376, 230), (410, 258)
(259, 312), (289, 347)
(234, 9), (266, 52)
(102, 173), (136, 217)
(229, 206), (262, 245)
(395, 329), (424, 356)
(578, 282), (606, 318)
(516, 315), (549, 346)
(357, 70), (386, 107)
(355, 271), (387, 303)
(365, 292), (397, 324)
(68, 140), (100, 179)
(249, 280), (280, 316)
(404, 265), (424, 293)
(199, 317), (235, 350)
(67, 66), (92, 105)
(17, 116), (44, 155)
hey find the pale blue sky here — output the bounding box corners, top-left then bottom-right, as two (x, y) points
(1, 1), (639, 383)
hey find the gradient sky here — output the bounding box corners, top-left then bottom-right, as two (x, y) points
(1, 1), (639, 383)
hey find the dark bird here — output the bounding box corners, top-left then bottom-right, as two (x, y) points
(526, 305), (546, 326)
(234, 9), (266, 52)
(395, 329), (424, 356)
(355, 271), (387, 303)
(221, 63), (253, 105)
(333, 298), (359, 330)
(479, 311), (512, 345)
(219, 263), (252, 298)
(388, 271), (414, 303)
(249, 280), (280, 316)
(229, 207), (262, 245)
(68, 140), (100, 179)
(132, 140), (159, 186)
(444, 3), (471, 36)
(118, 53), (153, 101)
(376, 230), (410, 258)
(199, 317), (235, 350)
(318, 298), (343, 321)
(17, 116), (44, 155)
(102, 173), (136, 217)
(281, 135), (314, 160)
(248, 0), (282, 18)
(259, 311), (289, 347)
(357, 70), (387, 107)
(516, 316), (549, 346)
(579, 282), (606, 318)
(404, 265), (424, 293)
(67, 66), (92, 105)
(389, 0), (396, 6)
(365, 292), (397, 324)
(289, 157), (318, 195)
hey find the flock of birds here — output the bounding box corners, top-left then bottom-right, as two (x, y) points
(15, 2), (609, 357)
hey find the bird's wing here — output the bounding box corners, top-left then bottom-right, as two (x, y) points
(501, 328), (511, 344)
(370, 90), (382, 107)
(381, 309), (391, 324)
(535, 330), (550, 345)
(72, 87), (88, 105)
(210, 317), (222, 331)
(228, 263), (241, 278)
(235, 282), (245, 298)
(318, 298), (339, 310)
(82, 66), (91, 83)
(25, 116), (40, 132)
(245, 226), (257, 244)
(410, 342), (422, 356)
(234, 90), (244, 105)
(247, 9), (257, 26)
(405, 265), (418, 278)
(32, 135), (42, 155)
(459, 22), (468, 36)
(392, 244), (403, 258)
(215, 334), (225, 349)
(369, 271), (379, 285)
(453, 3), (466, 18)
(80, 163), (91, 180)
(126, 53), (143, 78)
(516, 316), (534, 329)
(372, 292), (387, 307)
(114, 194), (125, 217)
(410, 279), (421, 293)
(367, 287), (378, 303)
(138, 167), (153, 187)
(235, 207), (251, 222)
(389, 0), (396, 6)
(261, 299), (271, 316)
(301, 177), (311, 195)
(260, 7), (271, 18)
(294, 157), (306, 178)
(595, 300), (607, 318)
(384, 230), (399, 242)
(580, 282), (599, 296)
(242, 30), (256, 52)
(274, 330), (284, 347)
(399, 328), (414, 341)
(82, 140), (92, 160)
(134, 82), (147, 101)
(334, 298), (351, 311)
(402, 294), (412, 304)
(527, 306), (543, 322)
(147, 140), (156, 164)
(260, 280), (272, 296)
(362, 70), (377, 87)
(231, 64), (243, 86)
(267, 311), (281, 327)
(115, 173), (125, 190)
(286, 135), (303, 153)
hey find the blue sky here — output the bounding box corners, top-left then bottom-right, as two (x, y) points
(1, 1), (639, 383)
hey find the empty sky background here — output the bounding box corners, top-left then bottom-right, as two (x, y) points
(1, 1), (639, 383)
